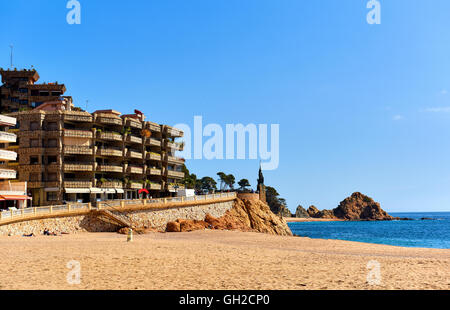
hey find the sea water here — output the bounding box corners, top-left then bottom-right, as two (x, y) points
(287, 212), (450, 249)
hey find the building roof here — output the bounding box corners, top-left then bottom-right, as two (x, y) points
(0, 68), (40, 84)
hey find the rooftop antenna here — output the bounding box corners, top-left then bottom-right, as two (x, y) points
(85, 100), (89, 111)
(9, 44), (13, 69)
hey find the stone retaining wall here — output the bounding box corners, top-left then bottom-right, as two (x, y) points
(0, 200), (235, 236)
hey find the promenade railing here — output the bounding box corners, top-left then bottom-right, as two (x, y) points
(0, 192), (237, 224)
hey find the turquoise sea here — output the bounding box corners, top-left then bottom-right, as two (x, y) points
(287, 212), (450, 249)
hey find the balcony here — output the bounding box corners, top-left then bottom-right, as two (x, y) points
(97, 131), (122, 142)
(63, 180), (93, 188)
(168, 184), (186, 192)
(98, 181), (123, 189)
(145, 138), (161, 147)
(27, 181), (43, 189)
(0, 150), (17, 161)
(64, 146), (93, 155)
(166, 155), (185, 164)
(95, 116), (123, 126)
(126, 150), (143, 159)
(125, 134), (142, 144)
(0, 131), (16, 143)
(128, 182), (143, 189)
(0, 115), (17, 127)
(146, 122), (161, 132)
(125, 119), (142, 129)
(146, 168), (161, 176)
(64, 163), (94, 172)
(127, 166), (144, 174)
(146, 152), (161, 161)
(97, 164), (123, 173)
(64, 113), (93, 123)
(0, 169), (17, 179)
(167, 170), (185, 178)
(97, 148), (123, 157)
(64, 129), (93, 138)
(147, 182), (162, 190)
(165, 126), (183, 138)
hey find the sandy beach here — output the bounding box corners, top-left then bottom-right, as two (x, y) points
(0, 230), (448, 290)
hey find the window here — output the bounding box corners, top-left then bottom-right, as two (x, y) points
(30, 139), (39, 147)
(47, 122), (58, 130)
(47, 173), (57, 181)
(47, 156), (57, 164)
(30, 121), (40, 130)
(47, 139), (57, 148)
(30, 173), (39, 181)
(47, 192), (58, 201)
(30, 156), (39, 164)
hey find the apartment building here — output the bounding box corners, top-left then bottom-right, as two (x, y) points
(0, 114), (28, 209)
(0, 68), (66, 112)
(12, 98), (185, 206)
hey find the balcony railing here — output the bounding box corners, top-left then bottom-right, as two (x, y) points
(95, 116), (123, 126)
(127, 166), (144, 174)
(98, 181), (123, 189)
(97, 148), (123, 157)
(146, 168), (161, 176)
(63, 180), (93, 188)
(166, 155), (185, 164)
(145, 138), (161, 147)
(97, 131), (122, 141)
(148, 182), (162, 190)
(146, 122), (161, 132)
(64, 163), (94, 172)
(0, 150), (17, 161)
(168, 184), (186, 191)
(97, 165), (123, 173)
(125, 135), (142, 144)
(126, 150), (143, 159)
(64, 129), (93, 138)
(167, 170), (185, 178)
(64, 114), (93, 123)
(0, 169), (17, 179)
(128, 182), (143, 189)
(125, 119), (142, 129)
(0, 132), (16, 143)
(64, 146), (93, 155)
(146, 152), (161, 161)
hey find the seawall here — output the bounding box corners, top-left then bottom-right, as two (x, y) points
(0, 200), (234, 236)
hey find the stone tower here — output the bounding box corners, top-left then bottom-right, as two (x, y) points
(257, 165), (266, 203)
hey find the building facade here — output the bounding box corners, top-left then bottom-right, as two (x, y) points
(0, 68), (66, 112)
(0, 114), (28, 209)
(12, 98), (185, 206)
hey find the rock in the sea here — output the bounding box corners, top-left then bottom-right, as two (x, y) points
(295, 205), (310, 218)
(166, 198), (293, 236)
(307, 205), (320, 217)
(334, 192), (393, 221)
(307, 192), (396, 221)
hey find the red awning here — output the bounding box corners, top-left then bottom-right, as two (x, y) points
(138, 189), (149, 194)
(0, 195), (30, 201)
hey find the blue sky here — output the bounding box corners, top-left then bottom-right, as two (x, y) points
(1, 0), (450, 212)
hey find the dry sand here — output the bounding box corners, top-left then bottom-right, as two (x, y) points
(0, 230), (448, 290)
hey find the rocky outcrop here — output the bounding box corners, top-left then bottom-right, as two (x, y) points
(269, 203), (292, 217)
(307, 192), (397, 221)
(166, 198), (292, 236)
(295, 205), (310, 218)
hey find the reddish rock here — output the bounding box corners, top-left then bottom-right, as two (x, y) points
(165, 198), (293, 236)
(307, 192), (395, 221)
(166, 221), (181, 232)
